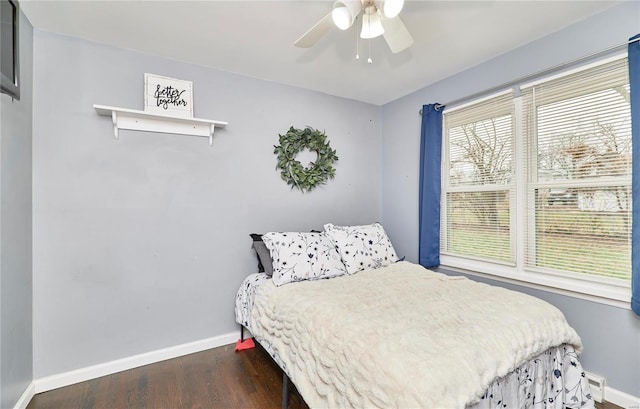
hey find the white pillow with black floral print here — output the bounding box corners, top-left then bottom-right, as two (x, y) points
(323, 222), (399, 274)
(262, 232), (348, 286)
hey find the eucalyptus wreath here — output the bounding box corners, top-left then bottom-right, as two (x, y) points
(274, 126), (338, 192)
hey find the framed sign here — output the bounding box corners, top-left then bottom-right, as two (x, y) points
(144, 73), (193, 118)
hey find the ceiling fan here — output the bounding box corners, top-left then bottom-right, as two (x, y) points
(295, 0), (414, 54)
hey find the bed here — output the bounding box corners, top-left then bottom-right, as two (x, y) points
(235, 225), (594, 409)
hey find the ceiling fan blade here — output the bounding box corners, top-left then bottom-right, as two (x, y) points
(380, 16), (414, 54)
(295, 12), (334, 48)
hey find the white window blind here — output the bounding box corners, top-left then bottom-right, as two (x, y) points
(522, 58), (631, 281)
(441, 93), (515, 264)
(440, 56), (632, 297)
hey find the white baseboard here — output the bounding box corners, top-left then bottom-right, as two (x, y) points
(606, 385), (640, 408)
(33, 330), (239, 394)
(13, 382), (35, 409)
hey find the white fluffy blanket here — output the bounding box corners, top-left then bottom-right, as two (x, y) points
(250, 261), (582, 408)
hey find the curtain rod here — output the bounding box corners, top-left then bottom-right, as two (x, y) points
(419, 37), (639, 115)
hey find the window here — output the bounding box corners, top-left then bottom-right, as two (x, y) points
(442, 93), (515, 264)
(441, 57), (631, 303)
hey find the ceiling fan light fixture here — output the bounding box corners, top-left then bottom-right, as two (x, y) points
(332, 7), (352, 30)
(332, 0), (362, 30)
(360, 12), (384, 39)
(376, 0), (404, 18)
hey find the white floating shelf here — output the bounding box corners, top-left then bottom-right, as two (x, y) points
(93, 104), (228, 146)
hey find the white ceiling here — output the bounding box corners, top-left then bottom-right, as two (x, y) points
(20, 0), (621, 105)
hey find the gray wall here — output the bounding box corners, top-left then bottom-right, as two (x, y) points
(0, 9), (33, 409)
(381, 2), (640, 396)
(32, 31), (382, 379)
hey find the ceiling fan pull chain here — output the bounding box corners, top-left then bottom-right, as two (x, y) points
(366, 11), (373, 64)
(355, 15), (360, 60)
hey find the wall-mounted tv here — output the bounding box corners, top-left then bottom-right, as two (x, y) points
(1, 0), (19, 100)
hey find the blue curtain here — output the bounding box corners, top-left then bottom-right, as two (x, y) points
(419, 104), (444, 267)
(630, 34), (640, 316)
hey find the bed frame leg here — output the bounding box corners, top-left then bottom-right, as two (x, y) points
(240, 325), (245, 342)
(282, 372), (289, 409)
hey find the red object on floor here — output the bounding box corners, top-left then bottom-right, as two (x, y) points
(235, 338), (255, 351)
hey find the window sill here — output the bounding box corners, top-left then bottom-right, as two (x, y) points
(439, 255), (632, 310)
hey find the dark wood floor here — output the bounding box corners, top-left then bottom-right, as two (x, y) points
(596, 402), (624, 409)
(596, 401), (624, 409)
(27, 343), (308, 409)
(27, 342), (624, 409)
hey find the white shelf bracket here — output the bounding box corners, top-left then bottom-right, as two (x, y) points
(209, 124), (215, 146)
(111, 111), (119, 139)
